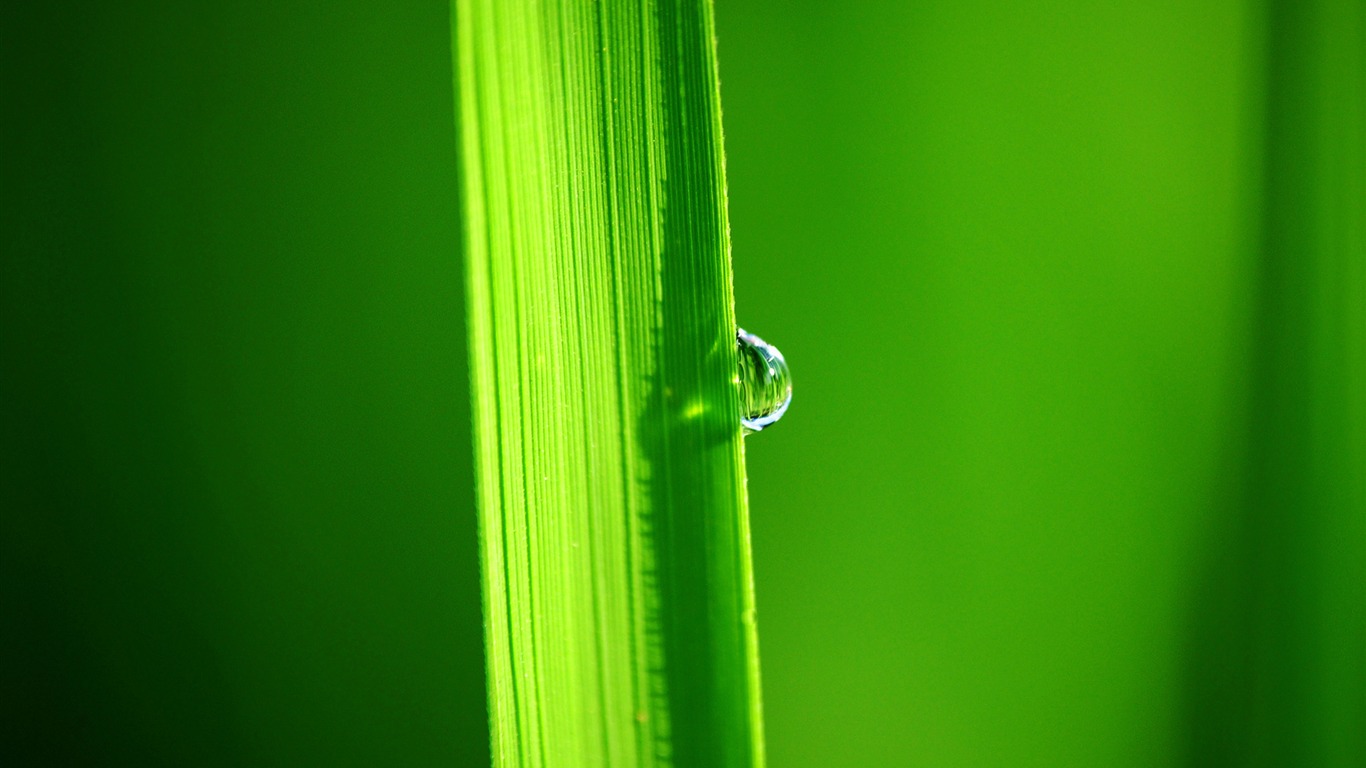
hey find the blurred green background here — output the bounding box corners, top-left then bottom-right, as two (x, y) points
(4, 2), (488, 764)
(719, 0), (1363, 765)
(5, 0), (1361, 766)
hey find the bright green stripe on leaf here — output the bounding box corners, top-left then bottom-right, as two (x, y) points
(454, 1), (764, 766)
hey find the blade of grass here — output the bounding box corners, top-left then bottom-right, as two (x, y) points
(1245, 0), (1366, 762)
(1186, 1), (1366, 763)
(454, 1), (764, 766)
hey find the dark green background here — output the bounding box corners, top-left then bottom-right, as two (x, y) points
(5, 0), (1361, 766)
(5, 2), (487, 764)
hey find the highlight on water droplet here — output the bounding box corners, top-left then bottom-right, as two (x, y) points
(736, 327), (791, 434)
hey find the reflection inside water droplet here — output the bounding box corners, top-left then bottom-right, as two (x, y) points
(737, 327), (791, 434)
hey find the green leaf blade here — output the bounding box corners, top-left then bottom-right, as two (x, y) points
(455, 1), (765, 765)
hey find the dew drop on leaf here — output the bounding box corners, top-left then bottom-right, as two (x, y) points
(736, 327), (791, 434)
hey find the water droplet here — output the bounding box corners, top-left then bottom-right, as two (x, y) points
(737, 327), (791, 434)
